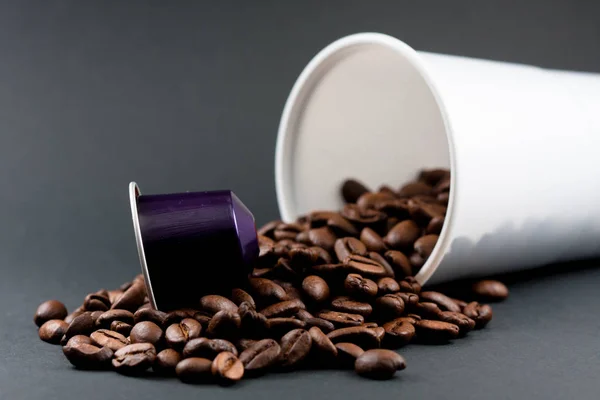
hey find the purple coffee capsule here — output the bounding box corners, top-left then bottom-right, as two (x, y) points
(129, 182), (259, 311)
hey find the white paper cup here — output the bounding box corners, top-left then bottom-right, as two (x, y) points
(275, 32), (600, 285)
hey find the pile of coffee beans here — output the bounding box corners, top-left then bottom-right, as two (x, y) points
(34, 169), (509, 383)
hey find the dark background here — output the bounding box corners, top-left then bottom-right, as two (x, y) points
(1, 1), (599, 399)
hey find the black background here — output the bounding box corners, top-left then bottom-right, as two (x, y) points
(1, 1), (600, 399)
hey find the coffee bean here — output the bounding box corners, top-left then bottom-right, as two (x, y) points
(360, 228), (387, 253)
(341, 204), (387, 232)
(89, 311), (104, 324)
(301, 276), (330, 304)
(273, 222), (304, 241)
(111, 281), (146, 312)
(344, 274), (378, 299)
(200, 295), (238, 316)
(83, 291), (111, 312)
(377, 277), (400, 294)
(398, 181), (433, 197)
(183, 337), (238, 359)
(165, 318), (203, 350)
(384, 220), (421, 249)
(89, 329), (127, 351)
(375, 294), (405, 320)
(452, 298), (468, 309)
(275, 279), (304, 301)
(308, 263), (346, 280)
(206, 311), (241, 339)
(399, 276), (422, 294)
(438, 311), (476, 335)
(111, 321), (133, 336)
(64, 308), (85, 325)
(415, 320), (459, 342)
(130, 321), (164, 347)
(63, 312), (95, 341)
(63, 342), (113, 370)
(408, 199), (446, 224)
(304, 317), (335, 333)
(335, 342), (364, 368)
(334, 237), (367, 262)
(236, 338), (258, 352)
(396, 292), (419, 308)
(239, 338), (281, 373)
(211, 351), (244, 383)
(267, 317), (306, 338)
(279, 329), (312, 368)
(420, 291), (461, 312)
(107, 290), (123, 304)
(308, 326), (338, 361)
(34, 300), (68, 327)
(356, 191), (395, 210)
(341, 179), (371, 203)
(382, 319), (415, 348)
(369, 252), (395, 278)
(409, 252), (425, 270)
(330, 297), (372, 317)
(415, 302), (443, 319)
(231, 288), (256, 309)
(384, 250), (412, 278)
(362, 322), (379, 328)
(164, 309), (196, 326)
(176, 357), (213, 383)
(96, 309), (135, 328)
(317, 311), (364, 328)
(463, 302), (493, 328)
(239, 302), (268, 338)
(414, 234), (439, 260)
(426, 216), (445, 235)
(307, 227), (337, 251)
(260, 299), (306, 318)
(132, 308), (167, 327)
(112, 343), (156, 374)
(355, 349), (406, 380)
(437, 191), (449, 204)
(418, 168), (450, 185)
(257, 220), (282, 238)
(471, 280), (509, 302)
(65, 335), (93, 347)
(327, 326), (381, 349)
(310, 211), (359, 237)
(343, 255), (388, 278)
(153, 348), (182, 375)
(248, 278), (288, 306)
(39, 320), (68, 344)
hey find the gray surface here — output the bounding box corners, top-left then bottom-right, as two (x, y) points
(1, 1), (599, 399)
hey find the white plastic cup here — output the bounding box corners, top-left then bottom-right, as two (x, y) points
(275, 32), (600, 285)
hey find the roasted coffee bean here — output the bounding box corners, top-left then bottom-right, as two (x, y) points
(89, 311), (104, 324)
(317, 311), (364, 328)
(130, 321), (164, 347)
(336, 342), (364, 368)
(63, 312), (95, 341)
(176, 357), (213, 383)
(211, 351), (244, 383)
(308, 326), (338, 361)
(362, 322), (379, 328)
(360, 228), (388, 253)
(273, 222), (304, 241)
(330, 297), (372, 318)
(34, 300), (68, 327)
(310, 211), (359, 237)
(437, 191), (450, 204)
(238, 302), (268, 338)
(399, 277), (421, 294)
(341, 204), (387, 232)
(132, 308), (166, 327)
(327, 326), (381, 349)
(200, 295), (238, 316)
(153, 348), (182, 375)
(396, 292), (420, 309)
(344, 255), (388, 278)
(63, 342), (113, 370)
(415, 320), (459, 342)
(83, 291), (111, 311)
(341, 179), (371, 203)
(355, 349), (406, 380)
(267, 317), (306, 338)
(398, 181), (433, 197)
(452, 298), (468, 309)
(257, 220), (282, 238)
(384, 220), (421, 250)
(433, 177), (451, 193)
(96, 309), (135, 328)
(334, 237), (368, 262)
(164, 309), (196, 326)
(375, 294), (405, 320)
(289, 246), (331, 270)
(280, 329), (312, 368)
(301, 276), (330, 304)
(64, 308), (85, 325)
(370, 326), (386, 344)
(90, 329), (128, 351)
(236, 338), (258, 352)
(295, 309), (314, 321)
(295, 231), (311, 245)
(165, 318), (203, 350)
(112, 343), (157, 374)
(438, 311), (476, 335)
(304, 317), (335, 333)
(463, 302), (493, 328)
(275, 280), (303, 301)
(377, 277), (400, 294)
(39, 320), (68, 344)
(414, 234), (439, 259)
(344, 274), (378, 299)
(369, 252), (396, 278)
(192, 312), (212, 327)
(307, 227), (337, 251)
(107, 290), (123, 304)
(426, 216), (445, 235)
(111, 321), (133, 336)
(382, 319), (415, 348)
(239, 338), (281, 373)
(111, 281), (146, 312)
(206, 311), (241, 339)
(384, 250), (412, 278)
(471, 280), (509, 302)
(418, 168), (450, 185)
(409, 252), (425, 270)
(308, 263), (346, 279)
(231, 288), (256, 309)
(248, 278), (288, 305)
(183, 337), (238, 359)
(420, 291), (461, 312)
(415, 302), (443, 319)
(260, 299), (306, 318)
(65, 335), (93, 347)
(356, 191), (395, 210)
